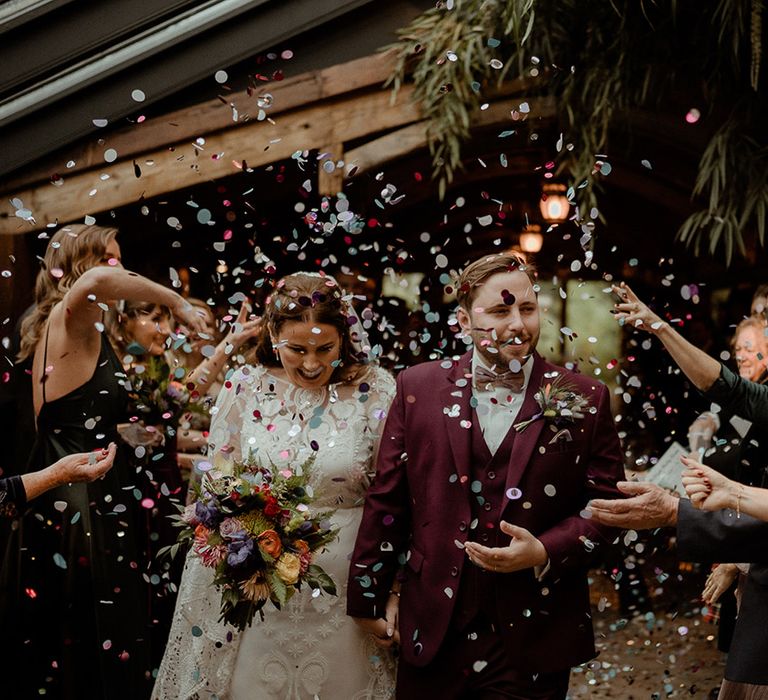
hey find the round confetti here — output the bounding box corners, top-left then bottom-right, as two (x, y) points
(131, 89), (146, 102)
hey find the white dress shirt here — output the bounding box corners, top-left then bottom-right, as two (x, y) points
(471, 352), (533, 455)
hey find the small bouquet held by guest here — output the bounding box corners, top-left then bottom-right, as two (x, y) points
(169, 455), (338, 630)
(119, 356), (195, 448)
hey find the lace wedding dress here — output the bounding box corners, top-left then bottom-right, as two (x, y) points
(153, 364), (397, 700)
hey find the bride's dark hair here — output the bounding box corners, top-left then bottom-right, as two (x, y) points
(252, 273), (370, 383)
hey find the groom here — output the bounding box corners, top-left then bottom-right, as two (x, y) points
(347, 253), (624, 698)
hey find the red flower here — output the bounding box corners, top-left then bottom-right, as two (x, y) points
(264, 496), (281, 517)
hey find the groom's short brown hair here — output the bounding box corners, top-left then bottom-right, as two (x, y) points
(456, 253), (537, 311)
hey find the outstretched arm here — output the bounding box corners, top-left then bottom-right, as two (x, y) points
(65, 266), (206, 338)
(612, 282), (720, 391)
(18, 443), (117, 505)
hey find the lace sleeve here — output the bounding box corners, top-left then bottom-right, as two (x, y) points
(207, 365), (257, 473)
(362, 366), (397, 478)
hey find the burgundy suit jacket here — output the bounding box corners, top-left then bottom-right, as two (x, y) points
(347, 351), (624, 671)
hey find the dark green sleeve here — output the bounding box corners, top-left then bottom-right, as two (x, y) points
(0, 474), (26, 518)
(703, 364), (768, 427)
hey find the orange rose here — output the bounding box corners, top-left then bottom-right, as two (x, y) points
(257, 529), (283, 559)
(194, 523), (211, 545)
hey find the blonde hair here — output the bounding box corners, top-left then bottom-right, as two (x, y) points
(456, 253), (537, 311)
(733, 314), (768, 351)
(18, 224), (118, 361)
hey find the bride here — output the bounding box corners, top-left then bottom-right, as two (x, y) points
(153, 272), (398, 699)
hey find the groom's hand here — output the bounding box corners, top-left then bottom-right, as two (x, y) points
(352, 616), (399, 648)
(464, 521), (548, 573)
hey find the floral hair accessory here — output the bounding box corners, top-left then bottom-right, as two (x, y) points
(514, 373), (590, 433)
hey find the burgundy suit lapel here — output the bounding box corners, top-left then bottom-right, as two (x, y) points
(439, 350), (474, 483)
(502, 354), (547, 508)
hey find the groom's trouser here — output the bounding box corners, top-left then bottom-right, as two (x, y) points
(395, 614), (570, 700)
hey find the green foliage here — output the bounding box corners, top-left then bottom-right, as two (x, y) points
(306, 563), (338, 596)
(388, 0), (767, 261)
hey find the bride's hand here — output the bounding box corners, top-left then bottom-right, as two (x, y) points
(352, 615), (397, 649)
(384, 589), (401, 645)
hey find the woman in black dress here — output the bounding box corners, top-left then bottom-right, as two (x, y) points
(1, 224), (204, 699)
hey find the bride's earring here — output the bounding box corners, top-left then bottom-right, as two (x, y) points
(271, 338), (280, 362)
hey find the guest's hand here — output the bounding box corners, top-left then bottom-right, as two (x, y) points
(352, 616), (398, 649)
(702, 563), (738, 605)
(586, 481), (678, 529)
(687, 413), (718, 453)
(464, 522), (547, 573)
(681, 455), (739, 511)
(611, 282), (666, 334)
(225, 301), (262, 351)
(117, 421), (165, 448)
(172, 298), (208, 337)
(53, 442), (117, 485)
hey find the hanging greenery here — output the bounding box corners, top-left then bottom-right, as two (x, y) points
(387, 0), (766, 263)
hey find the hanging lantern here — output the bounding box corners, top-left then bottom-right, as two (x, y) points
(519, 224), (543, 253)
(539, 183), (570, 223)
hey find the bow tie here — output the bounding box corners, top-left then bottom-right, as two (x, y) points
(474, 366), (525, 393)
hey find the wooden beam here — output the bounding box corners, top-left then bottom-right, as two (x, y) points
(345, 96), (556, 174)
(0, 51), (398, 194)
(317, 143), (344, 196)
(0, 85), (422, 234)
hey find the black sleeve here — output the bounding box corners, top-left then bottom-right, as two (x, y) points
(677, 499), (768, 563)
(0, 474), (27, 518)
(703, 364), (768, 427)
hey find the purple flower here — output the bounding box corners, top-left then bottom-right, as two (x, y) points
(195, 500), (222, 529)
(182, 503), (200, 525)
(219, 517), (247, 540)
(227, 538), (255, 567)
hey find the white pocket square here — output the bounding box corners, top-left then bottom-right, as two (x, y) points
(549, 428), (573, 444)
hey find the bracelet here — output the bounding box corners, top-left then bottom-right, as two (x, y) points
(388, 590), (400, 597)
(736, 484), (744, 519)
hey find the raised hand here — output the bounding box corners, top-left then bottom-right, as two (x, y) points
(611, 282), (665, 334)
(173, 298), (208, 337)
(225, 301), (262, 351)
(464, 521), (547, 573)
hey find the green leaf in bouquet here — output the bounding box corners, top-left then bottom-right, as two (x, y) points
(306, 564), (337, 596)
(156, 541), (184, 562)
(267, 568), (289, 608)
(219, 597), (265, 631)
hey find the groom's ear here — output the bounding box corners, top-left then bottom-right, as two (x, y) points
(456, 306), (472, 335)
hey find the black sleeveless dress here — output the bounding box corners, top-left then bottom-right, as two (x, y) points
(0, 332), (152, 699)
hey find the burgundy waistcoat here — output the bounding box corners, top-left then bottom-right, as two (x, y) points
(452, 410), (519, 630)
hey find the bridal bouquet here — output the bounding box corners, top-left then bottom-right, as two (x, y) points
(170, 455), (338, 630)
